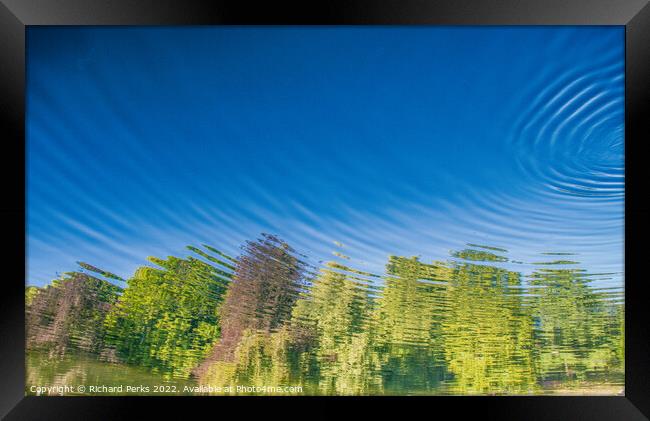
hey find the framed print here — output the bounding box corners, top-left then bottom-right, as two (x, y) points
(1, 0), (649, 419)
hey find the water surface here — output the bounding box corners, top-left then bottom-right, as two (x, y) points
(25, 26), (624, 396)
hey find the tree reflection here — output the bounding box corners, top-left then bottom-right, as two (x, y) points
(26, 237), (624, 395)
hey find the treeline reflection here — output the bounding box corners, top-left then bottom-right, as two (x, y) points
(26, 234), (624, 395)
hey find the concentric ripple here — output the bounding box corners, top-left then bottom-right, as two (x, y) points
(507, 45), (624, 200)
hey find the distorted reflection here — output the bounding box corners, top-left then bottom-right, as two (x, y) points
(27, 238), (624, 395)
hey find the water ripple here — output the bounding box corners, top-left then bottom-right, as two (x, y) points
(508, 49), (624, 200)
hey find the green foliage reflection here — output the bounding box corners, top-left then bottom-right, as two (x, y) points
(26, 238), (624, 395)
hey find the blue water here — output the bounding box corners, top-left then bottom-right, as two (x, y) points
(26, 26), (624, 289)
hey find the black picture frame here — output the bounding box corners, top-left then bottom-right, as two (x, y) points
(1, 1), (648, 419)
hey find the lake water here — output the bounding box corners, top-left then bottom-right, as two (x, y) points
(25, 27), (625, 396)
(26, 242), (624, 396)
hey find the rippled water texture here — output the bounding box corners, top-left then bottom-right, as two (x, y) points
(26, 27), (624, 395)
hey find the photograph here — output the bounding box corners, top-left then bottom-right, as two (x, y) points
(24, 26), (626, 396)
